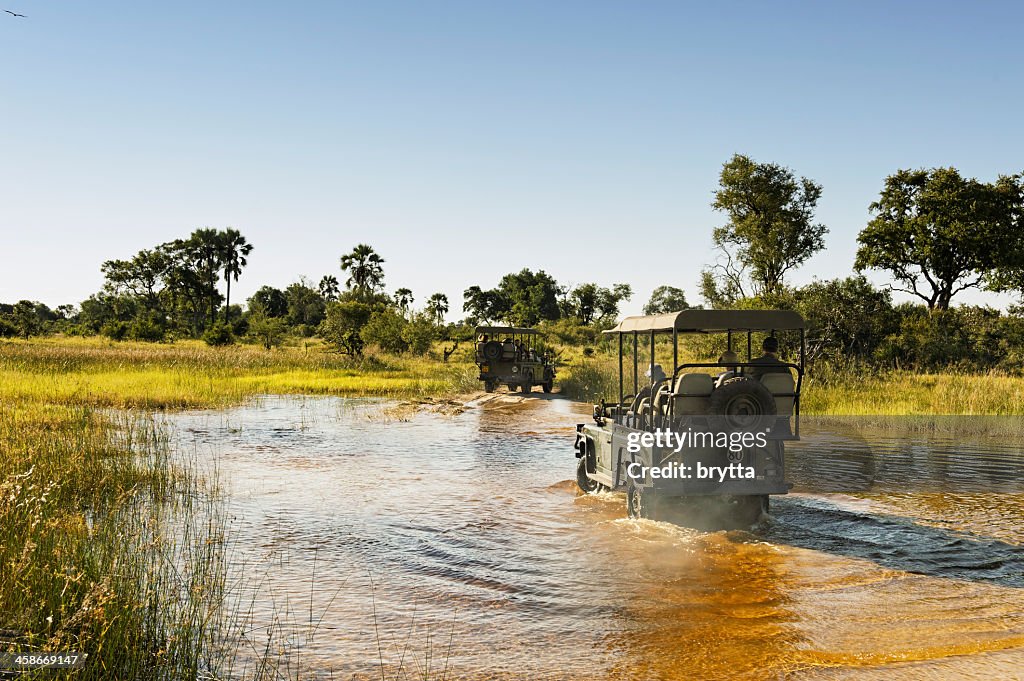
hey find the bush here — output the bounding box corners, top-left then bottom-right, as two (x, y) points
(402, 312), (437, 356)
(101, 321), (129, 341)
(0, 317), (16, 338)
(319, 301), (372, 355)
(361, 309), (409, 354)
(128, 316), (166, 342)
(202, 323), (234, 346)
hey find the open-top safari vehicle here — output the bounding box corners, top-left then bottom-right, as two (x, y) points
(475, 326), (556, 393)
(574, 309), (805, 529)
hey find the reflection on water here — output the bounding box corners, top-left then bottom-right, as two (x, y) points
(170, 397), (1024, 679)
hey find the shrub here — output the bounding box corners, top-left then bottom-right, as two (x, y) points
(403, 312), (437, 356)
(202, 323), (234, 346)
(361, 309), (409, 354)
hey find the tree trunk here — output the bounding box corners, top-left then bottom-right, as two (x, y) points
(225, 273), (231, 323)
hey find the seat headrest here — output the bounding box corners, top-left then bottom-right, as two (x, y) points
(760, 373), (795, 392)
(674, 373), (714, 395)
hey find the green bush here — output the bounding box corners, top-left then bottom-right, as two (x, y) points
(402, 312), (437, 356)
(361, 309), (409, 354)
(202, 323), (234, 346)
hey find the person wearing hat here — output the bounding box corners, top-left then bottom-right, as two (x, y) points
(629, 364), (667, 425)
(715, 350), (740, 387)
(748, 336), (789, 380)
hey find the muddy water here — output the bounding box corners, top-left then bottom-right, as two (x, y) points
(171, 396), (1024, 680)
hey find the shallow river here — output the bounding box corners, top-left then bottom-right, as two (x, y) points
(171, 395), (1024, 680)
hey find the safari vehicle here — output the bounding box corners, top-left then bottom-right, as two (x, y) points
(574, 310), (805, 528)
(475, 326), (556, 393)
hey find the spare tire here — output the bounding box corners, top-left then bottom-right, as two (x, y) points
(482, 341), (503, 361)
(707, 377), (777, 432)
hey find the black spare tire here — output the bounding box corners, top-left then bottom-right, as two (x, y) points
(482, 341), (503, 361)
(707, 377), (777, 432)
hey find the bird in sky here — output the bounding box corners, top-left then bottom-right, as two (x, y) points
(4, 9), (26, 17)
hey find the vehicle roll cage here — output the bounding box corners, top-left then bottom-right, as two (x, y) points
(475, 326), (540, 354)
(602, 310), (806, 436)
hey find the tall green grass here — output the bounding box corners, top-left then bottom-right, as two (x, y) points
(0, 403), (227, 679)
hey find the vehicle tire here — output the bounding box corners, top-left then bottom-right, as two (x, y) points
(522, 373), (533, 393)
(576, 456), (602, 494)
(707, 377), (777, 431)
(723, 495), (769, 528)
(542, 379), (553, 393)
(626, 477), (660, 520)
(482, 341), (503, 361)
(484, 380), (495, 393)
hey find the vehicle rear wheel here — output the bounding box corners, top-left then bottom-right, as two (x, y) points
(522, 373), (533, 393)
(542, 379), (553, 393)
(576, 457), (602, 494)
(484, 380), (495, 392)
(626, 477), (660, 520)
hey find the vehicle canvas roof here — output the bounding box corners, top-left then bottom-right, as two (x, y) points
(605, 309), (805, 333)
(475, 326), (540, 335)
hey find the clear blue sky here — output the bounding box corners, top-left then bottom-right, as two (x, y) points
(3, 0), (1022, 317)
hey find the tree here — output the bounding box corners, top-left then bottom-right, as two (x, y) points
(644, 285), (690, 315)
(339, 244), (385, 298)
(393, 288), (414, 313)
(12, 300), (41, 338)
(425, 293), (449, 325)
(402, 312), (436, 355)
(319, 301), (373, 355)
(319, 275), (340, 302)
(462, 285), (502, 324)
(595, 283), (632, 321)
(285, 280), (327, 331)
(567, 283), (632, 323)
(704, 154), (827, 300)
(247, 311), (287, 349)
(794, 276), (896, 362)
(101, 248), (171, 319)
(855, 168), (1019, 311)
(219, 228), (253, 323)
(360, 308), (409, 353)
(248, 286), (288, 318)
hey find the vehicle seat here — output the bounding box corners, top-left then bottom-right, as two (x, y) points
(501, 341), (515, 360)
(760, 373), (795, 416)
(671, 373), (714, 416)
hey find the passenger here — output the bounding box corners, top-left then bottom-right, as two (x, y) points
(715, 350), (739, 387)
(747, 336), (790, 380)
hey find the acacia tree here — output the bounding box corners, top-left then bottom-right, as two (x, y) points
(855, 168), (1020, 311)
(703, 154), (827, 303)
(340, 244), (385, 299)
(219, 228), (253, 323)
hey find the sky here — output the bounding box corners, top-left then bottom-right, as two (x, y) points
(3, 0), (1023, 318)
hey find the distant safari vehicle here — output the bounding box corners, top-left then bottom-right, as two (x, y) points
(475, 326), (556, 393)
(574, 309), (805, 529)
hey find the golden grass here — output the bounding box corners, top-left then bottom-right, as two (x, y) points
(0, 336), (479, 410)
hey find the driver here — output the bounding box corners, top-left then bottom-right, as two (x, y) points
(747, 336), (789, 380)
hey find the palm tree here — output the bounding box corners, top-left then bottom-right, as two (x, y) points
(319, 275), (340, 301)
(393, 288), (414, 313)
(340, 244), (385, 298)
(425, 293), (449, 326)
(219, 228), (253, 323)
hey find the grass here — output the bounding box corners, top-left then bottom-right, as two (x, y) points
(0, 402), (228, 679)
(0, 336), (480, 410)
(557, 350), (1024, 416)
(0, 336), (479, 679)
